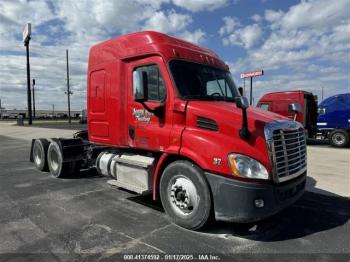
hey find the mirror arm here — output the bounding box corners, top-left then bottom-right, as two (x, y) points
(240, 108), (251, 140)
(235, 96), (251, 140)
(140, 102), (165, 118)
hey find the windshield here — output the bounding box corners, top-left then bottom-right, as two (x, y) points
(169, 60), (239, 101)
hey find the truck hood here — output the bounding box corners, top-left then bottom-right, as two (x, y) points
(187, 100), (286, 134)
(182, 101), (289, 176)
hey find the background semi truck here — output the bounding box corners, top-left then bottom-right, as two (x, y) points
(257, 91), (350, 147)
(30, 31), (307, 230)
(317, 93), (350, 147)
(256, 91), (318, 138)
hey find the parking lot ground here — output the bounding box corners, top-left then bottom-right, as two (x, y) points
(0, 121), (80, 139)
(306, 144), (350, 197)
(0, 125), (349, 261)
(28, 121), (86, 130)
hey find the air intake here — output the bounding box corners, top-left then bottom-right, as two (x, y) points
(197, 117), (218, 131)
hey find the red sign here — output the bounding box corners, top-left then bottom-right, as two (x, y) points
(240, 70), (264, 79)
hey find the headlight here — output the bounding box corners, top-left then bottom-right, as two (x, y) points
(228, 154), (269, 180)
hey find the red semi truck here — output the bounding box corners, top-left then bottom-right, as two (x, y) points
(257, 91), (350, 147)
(257, 91), (318, 138)
(30, 31), (307, 229)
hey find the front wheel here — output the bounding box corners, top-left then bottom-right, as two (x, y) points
(330, 130), (349, 148)
(160, 160), (212, 230)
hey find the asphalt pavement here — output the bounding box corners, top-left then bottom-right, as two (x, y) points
(0, 124), (349, 261)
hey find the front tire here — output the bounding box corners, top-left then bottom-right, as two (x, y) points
(160, 160), (212, 230)
(47, 141), (75, 178)
(330, 130), (349, 148)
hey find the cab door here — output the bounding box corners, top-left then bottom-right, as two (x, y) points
(126, 56), (172, 151)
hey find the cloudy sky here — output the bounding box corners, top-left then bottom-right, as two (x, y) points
(0, 0), (349, 110)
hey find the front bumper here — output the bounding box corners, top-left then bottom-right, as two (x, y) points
(204, 172), (306, 223)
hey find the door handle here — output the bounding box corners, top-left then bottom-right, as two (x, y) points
(129, 125), (135, 140)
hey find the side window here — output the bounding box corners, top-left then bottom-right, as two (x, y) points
(258, 103), (270, 111)
(206, 79), (233, 97)
(133, 65), (166, 102)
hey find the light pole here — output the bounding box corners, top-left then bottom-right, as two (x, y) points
(32, 78), (36, 118)
(65, 49), (72, 123)
(249, 77), (253, 105)
(0, 99), (3, 118)
(23, 23), (32, 125)
(243, 78), (246, 96)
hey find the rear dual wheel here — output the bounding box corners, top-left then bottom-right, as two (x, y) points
(32, 139), (49, 171)
(47, 141), (77, 178)
(32, 139), (78, 178)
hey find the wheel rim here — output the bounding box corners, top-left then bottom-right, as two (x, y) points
(33, 144), (42, 166)
(332, 133), (345, 145)
(49, 148), (60, 171)
(169, 176), (199, 216)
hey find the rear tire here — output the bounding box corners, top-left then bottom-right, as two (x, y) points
(32, 139), (49, 171)
(160, 160), (212, 230)
(330, 130), (349, 148)
(47, 142), (75, 178)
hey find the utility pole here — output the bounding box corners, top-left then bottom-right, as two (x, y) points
(66, 49), (72, 123)
(321, 86), (324, 102)
(52, 104), (55, 117)
(243, 78), (246, 96)
(249, 77), (253, 105)
(23, 23), (32, 125)
(32, 78), (36, 118)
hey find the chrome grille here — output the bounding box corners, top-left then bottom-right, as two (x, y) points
(265, 121), (307, 183)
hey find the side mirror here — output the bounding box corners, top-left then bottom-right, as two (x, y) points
(133, 70), (148, 102)
(235, 96), (249, 109)
(288, 103), (302, 113)
(318, 107), (325, 115)
(238, 87), (244, 96)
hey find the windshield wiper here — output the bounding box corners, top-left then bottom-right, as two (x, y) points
(212, 73), (226, 100)
(183, 95), (234, 102)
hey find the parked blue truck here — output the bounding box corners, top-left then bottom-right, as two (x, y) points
(317, 93), (350, 147)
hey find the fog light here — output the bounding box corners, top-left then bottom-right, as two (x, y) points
(254, 199), (264, 208)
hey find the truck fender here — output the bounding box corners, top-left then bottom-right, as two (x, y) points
(46, 138), (86, 163)
(153, 153), (169, 200)
(179, 147), (210, 171)
(152, 151), (208, 200)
